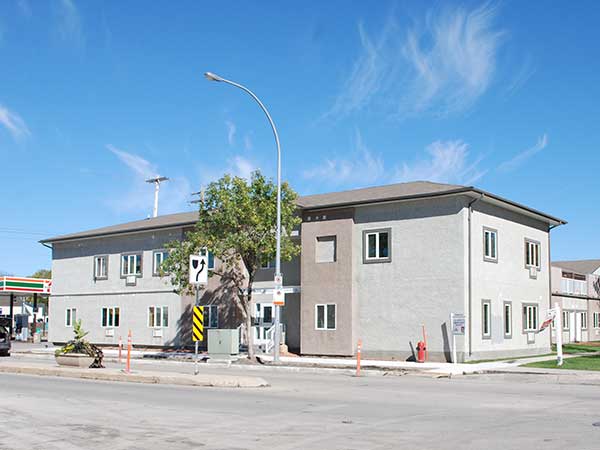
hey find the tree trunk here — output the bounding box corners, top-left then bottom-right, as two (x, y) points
(245, 272), (255, 360)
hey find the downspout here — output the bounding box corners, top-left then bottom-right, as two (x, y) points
(548, 223), (560, 347)
(467, 194), (484, 357)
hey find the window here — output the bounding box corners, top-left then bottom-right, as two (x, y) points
(503, 302), (512, 338)
(523, 304), (539, 332)
(101, 307), (120, 327)
(562, 311), (569, 330)
(94, 255), (108, 280)
(525, 240), (541, 269)
(316, 236), (336, 263)
(363, 229), (391, 263)
(202, 305), (219, 329)
(121, 253), (142, 277)
(483, 228), (498, 262)
(594, 312), (600, 329)
(581, 311), (588, 330)
(260, 257), (275, 269)
(65, 308), (77, 327)
(148, 306), (169, 327)
(153, 250), (169, 276)
(315, 304), (336, 330)
(482, 300), (491, 339)
(200, 248), (215, 269)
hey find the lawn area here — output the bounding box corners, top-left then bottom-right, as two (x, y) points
(553, 343), (600, 354)
(524, 355), (600, 371)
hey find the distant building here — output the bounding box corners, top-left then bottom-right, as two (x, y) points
(42, 181), (565, 361)
(551, 260), (600, 343)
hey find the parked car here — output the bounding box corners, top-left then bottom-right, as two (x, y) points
(0, 318), (11, 356)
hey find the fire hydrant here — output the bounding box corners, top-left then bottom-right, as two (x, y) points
(416, 341), (426, 363)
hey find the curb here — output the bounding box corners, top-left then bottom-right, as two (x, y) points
(0, 364), (269, 388)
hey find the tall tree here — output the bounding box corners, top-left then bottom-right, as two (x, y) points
(162, 171), (301, 359)
(30, 269), (51, 279)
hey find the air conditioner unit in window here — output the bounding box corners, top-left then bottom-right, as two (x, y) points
(105, 328), (114, 337)
(529, 266), (537, 279)
(126, 275), (136, 286)
(152, 328), (163, 338)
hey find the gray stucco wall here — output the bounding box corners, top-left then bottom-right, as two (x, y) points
(353, 196), (467, 361)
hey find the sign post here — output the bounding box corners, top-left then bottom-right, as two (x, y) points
(450, 313), (465, 364)
(554, 302), (563, 366)
(189, 253), (208, 375)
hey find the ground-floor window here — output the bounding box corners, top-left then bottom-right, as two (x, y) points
(65, 308), (77, 327)
(315, 304), (336, 330)
(523, 304), (539, 332)
(594, 312), (600, 329)
(482, 300), (491, 339)
(581, 311), (588, 330)
(202, 305), (218, 328)
(101, 307), (120, 327)
(148, 306), (169, 328)
(562, 311), (569, 330)
(503, 302), (512, 338)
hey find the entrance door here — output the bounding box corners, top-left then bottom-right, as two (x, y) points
(569, 312), (576, 342)
(253, 303), (274, 345)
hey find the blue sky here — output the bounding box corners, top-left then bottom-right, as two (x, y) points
(1, 0), (599, 275)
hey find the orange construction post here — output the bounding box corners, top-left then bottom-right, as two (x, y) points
(422, 324), (428, 362)
(356, 339), (362, 377)
(125, 329), (132, 373)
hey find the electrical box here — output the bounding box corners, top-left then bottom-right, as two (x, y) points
(208, 329), (240, 356)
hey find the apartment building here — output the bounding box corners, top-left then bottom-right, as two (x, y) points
(42, 181), (565, 361)
(551, 260), (600, 343)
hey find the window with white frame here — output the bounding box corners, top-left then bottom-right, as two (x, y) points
(94, 255), (108, 280)
(525, 240), (541, 269)
(482, 300), (491, 339)
(260, 257), (275, 269)
(121, 253), (142, 276)
(65, 308), (77, 327)
(148, 306), (169, 328)
(364, 229), (391, 262)
(101, 307), (120, 327)
(523, 304), (539, 332)
(581, 311), (588, 330)
(562, 311), (569, 330)
(594, 312), (600, 329)
(315, 304), (336, 330)
(153, 250), (169, 276)
(483, 228), (498, 262)
(202, 305), (218, 329)
(504, 302), (512, 338)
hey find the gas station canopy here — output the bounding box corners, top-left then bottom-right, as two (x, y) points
(0, 276), (52, 296)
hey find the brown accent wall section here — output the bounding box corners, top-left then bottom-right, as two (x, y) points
(301, 208), (355, 356)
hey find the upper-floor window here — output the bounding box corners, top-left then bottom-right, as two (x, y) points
(200, 248), (215, 269)
(561, 272), (587, 295)
(94, 255), (108, 280)
(525, 240), (541, 270)
(483, 228), (497, 262)
(121, 253), (142, 277)
(153, 250), (169, 276)
(316, 236), (337, 263)
(260, 257), (275, 269)
(101, 307), (120, 327)
(363, 229), (391, 263)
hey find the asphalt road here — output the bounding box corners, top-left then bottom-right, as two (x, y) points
(1, 368), (600, 450)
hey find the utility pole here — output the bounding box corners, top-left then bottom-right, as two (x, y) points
(190, 186), (205, 205)
(146, 176), (169, 218)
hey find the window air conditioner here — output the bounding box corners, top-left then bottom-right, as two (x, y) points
(529, 266), (537, 279)
(126, 276), (136, 286)
(105, 328), (114, 337)
(152, 328), (163, 338)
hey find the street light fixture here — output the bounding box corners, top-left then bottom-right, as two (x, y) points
(204, 71), (283, 363)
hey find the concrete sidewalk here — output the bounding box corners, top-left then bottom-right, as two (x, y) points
(0, 359), (268, 388)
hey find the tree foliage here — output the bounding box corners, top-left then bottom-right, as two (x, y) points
(30, 269), (51, 279)
(162, 171), (301, 358)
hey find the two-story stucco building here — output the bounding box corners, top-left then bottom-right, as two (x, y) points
(42, 181), (565, 362)
(551, 260), (600, 344)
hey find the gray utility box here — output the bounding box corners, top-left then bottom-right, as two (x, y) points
(208, 329), (240, 356)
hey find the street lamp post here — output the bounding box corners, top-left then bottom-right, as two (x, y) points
(204, 72), (283, 363)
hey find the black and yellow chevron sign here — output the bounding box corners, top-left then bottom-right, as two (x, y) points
(192, 306), (204, 342)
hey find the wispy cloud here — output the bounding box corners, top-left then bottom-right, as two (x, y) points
(0, 104), (30, 141)
(244, 134), (253, 151)
(225, 120), (236, 146)
(498, 134), (548, 172)
(57, 0), (84, 48)
(107, 145), (191, 216)
(327, 3), (505, 118)
(304, 134), (485, 189)
(227, 155), (257, 180)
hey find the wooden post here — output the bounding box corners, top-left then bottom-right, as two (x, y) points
(356, 339), (362, 377)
